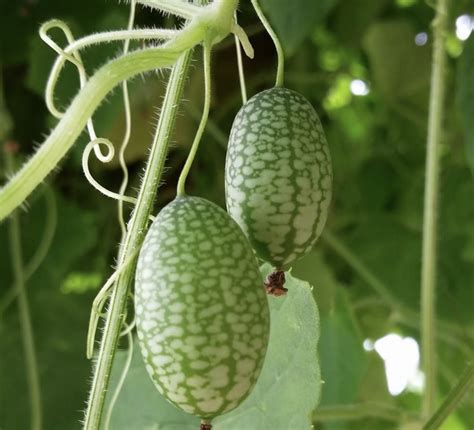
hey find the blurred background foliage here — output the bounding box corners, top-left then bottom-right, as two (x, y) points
(1, 0), (474, 428)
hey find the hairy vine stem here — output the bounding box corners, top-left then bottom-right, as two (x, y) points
(420, 0), (450, 418)
(85, 4), (242, 427)
(83, 51), (195, 429)
(0, 30), (199, 221)
(0, 0), (247, 221)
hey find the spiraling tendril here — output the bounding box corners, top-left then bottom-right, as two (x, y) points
(38, 7), (151, 419)
(39, 14), (172, 211)
(81, 139), (138, 205)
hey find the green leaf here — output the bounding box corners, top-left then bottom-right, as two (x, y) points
(363, 20), (430, 105)
(319, 290), (367, 408)
(291, 249), (338, 316)
(457, 34), (474, 174)
(332, 0), (390, 47)
(104, 266), (321, 429)
(345, 204), (474, 327)
(215, 265), (321, 429)
(260, 0), (338, 56)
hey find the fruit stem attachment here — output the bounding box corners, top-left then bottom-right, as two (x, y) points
(177, 42), (212, 196)
(250, 0), (284, 87)
(200, 420), (212, 430)
(264, 269), (287, 296)
(420, 0), (450, 419)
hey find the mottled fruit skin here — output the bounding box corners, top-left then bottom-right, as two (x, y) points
(135, 196), (270, 420)
(226, 87), (332, 267)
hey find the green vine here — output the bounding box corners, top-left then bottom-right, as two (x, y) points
(80, 2), (242, 428)
(250, 0), (285, 87)
(177, 43), (212, 196)
(420, 0), (450, 418)
(0, 27), (199, 221)
(0, 1), (251, 428)
(0, 0), (245, 222)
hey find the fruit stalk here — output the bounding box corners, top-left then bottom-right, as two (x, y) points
(420, 0), (450, 418)
(250, 0), (284, 87)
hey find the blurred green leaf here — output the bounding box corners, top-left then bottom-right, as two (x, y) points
(333, 0), (389, 47)
(356, 352), (392, 405)
(363, 20), (430, 106)
(0, 0), (125, 66)
(457, 34), (474, 174)
(318, 289), (367, 411)
(345, 200), (474, 327)
(345, 217), (421, 307)
(291, 249), (338, 317)
(260, 0), (338, 56)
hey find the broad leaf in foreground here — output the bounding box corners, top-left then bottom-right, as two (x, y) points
(105, 265), (321, 429)
(214, 265), (321, 429)
(260, 0), (337, 56)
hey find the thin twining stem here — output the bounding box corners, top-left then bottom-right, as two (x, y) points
(250, 0), (284, 87)
(176, 42), (212, 196)
(117, 0), (137, 239)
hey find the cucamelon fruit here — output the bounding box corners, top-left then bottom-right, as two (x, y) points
(225, 88), (332, 293)
(135, 196), (270, 426)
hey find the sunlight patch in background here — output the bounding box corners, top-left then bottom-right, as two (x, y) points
(350, 79), (370, 96)
(364, 334), (425, 396)
(415, 32), (428, 46)
(456, 15), (473, 41)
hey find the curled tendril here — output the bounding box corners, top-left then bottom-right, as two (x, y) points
(40, 21), (177, 119)
(40, 19), (106, 160)
(39, 11), (173, 212)
(39, 19), (177, 162)
(82, 139), (138, 205)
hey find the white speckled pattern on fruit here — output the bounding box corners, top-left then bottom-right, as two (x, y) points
(225, 88), (332, 267)
(135, 196), (270, 419)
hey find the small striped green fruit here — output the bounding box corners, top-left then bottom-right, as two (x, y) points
(135, 196), (270, 422)
(225, 87), (332, 269)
